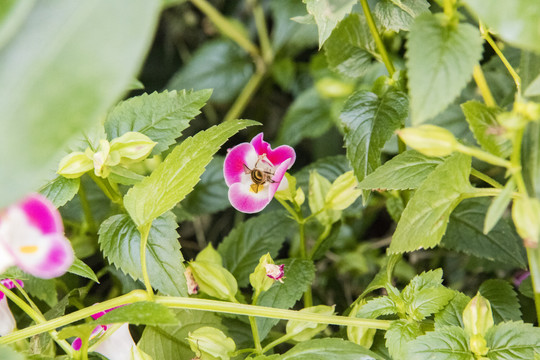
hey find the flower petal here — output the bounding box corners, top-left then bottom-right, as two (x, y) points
(250, 133), (295, 168)
(94, 323), (136, 360)
(267, 159), (292, 196)
(224, 143), (258, 186)
(0, 297), (16, 336)
(228, 182), (273, 213)
(18, 194), (64, 235)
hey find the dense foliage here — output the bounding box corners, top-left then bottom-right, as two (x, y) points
(1, 0), (540, 359)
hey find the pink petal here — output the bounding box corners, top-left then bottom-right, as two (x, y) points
(91, 305), (123, 320)
(0, 279), (23, 301)
(224, 143), (258, 186)
(267, 159), (291, 195)
(250, 133), (295, 169)
(17, 234), (74, 279)
(72, 337), (82, 351)
(18, 194), (63, 235)
(228, 182), (273, 213)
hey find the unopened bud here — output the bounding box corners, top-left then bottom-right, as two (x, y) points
(188, 262), (238, 302)
(325, 171), (361, 210)
(316, 77), (355, 99)
(347, 301), (376, 349)
(188, 327), (236, 360)
(196, 244), (223, 265)
(57, 152), (93, 178)
(88, 139), (119, 178)
(109, 132), (156, 164)
(469, 333), (489, 356)
(249, 253), (279, 295)
(397, 125), (458, 157)
(286, 305), (335, 341)
(294, 187), (305, 206)
(463, 293), (494, 337)
(512, 197), (540, 247)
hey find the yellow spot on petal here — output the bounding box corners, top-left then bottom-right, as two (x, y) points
(250, 183), (264, 193)
(19, 245), (38, 254)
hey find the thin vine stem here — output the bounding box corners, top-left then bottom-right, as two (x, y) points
(261, 332), (296, 354)
(472, 65), (497, 107)
(470, 168), (503, 189)
(223, 69), (266, 122)
(78, 180), (96, 232)
(359, 0), (395, 77)
(249, 0), (273, 64)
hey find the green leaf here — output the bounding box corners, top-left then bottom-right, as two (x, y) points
(277, 87), (334, 146)
(324, 13), (375, 78)
(304, 0), (357, 48)
(270, 0), (318, 55)
(167, 39), (253, 104)
(385, 320), (423, 360)
(484, 178), (515, 234)
(461, 101), (511, 158)
(485, 321), (540, 360)
(0, 0), (160, 207)
(341, 89), (409, 202)
(0, 345), (25, 360)
(403, 268), (444, 294)
(92, 302), (177, 326)
(309, 170), (340, 225)
(39, 176), (80, 208)
(374, 0), (430, 32)
(281, 338), (385, 360)
(389, 153), (472, 253)
(522, 122), (540, 199)
(105, 90), (212, 154)
(479, 279), (522, 323)
(357, 150), (444, 190)
(179, 156), (230, 217)
(124, 119), (258, 227)
(139, 309), (225, 360)
(525, 73), (540, 97)
(218, 211), (295, 287)
(256, 259), (316, 340)
(24, 276), (57, 307)
(408, 326), (473, 360)
(407, 286), (455, 321)
(68, 258), (99, 283)
(441, 198), (527, 268)
(357, 296), (397, 318)
(98, 212), (187, 297)
(465, 0), (540, 52)
(434, 292), (471, 329)
(407, 13), (483, 124)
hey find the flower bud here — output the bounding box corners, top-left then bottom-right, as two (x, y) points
(315, 77), (355, 99)
(109, 132), (156, 164)
(469, 333), (489, 357)
(196, 244), (223, 265)
(347, 301), (376, 349)
(188, 262), (238, 302)
(512, 197), (540, 247)
(325, 171), (362, 211)
(249, 253), (278, 295)
(57, 152), (93, 178)
(397, 125), (458, 157)
(286, 305), (335, 341)
(188, 326), (236, 360)
(88, 139), (118, 178)
(294, 187), (305, 206)
(462, 293), (494, 338)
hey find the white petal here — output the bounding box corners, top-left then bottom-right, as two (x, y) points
(94, 323), (136, 360)
(0, 297), (16, 336)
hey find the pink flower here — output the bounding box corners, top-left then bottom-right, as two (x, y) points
(0, 194), (74, 279)
(72, 306), (137, 360)
(224, 133), (295, 213)
(0, 279), (23, 336)
(264, 263), (285, 283)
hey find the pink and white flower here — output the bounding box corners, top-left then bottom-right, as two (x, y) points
(72, 306), (138, 360)
(264, 263), (285, 283)
(0, 279), (23, 336)
(224, 133), (295, 213)
(0, 193), (74, 279)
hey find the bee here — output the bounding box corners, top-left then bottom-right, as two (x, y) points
(243, 156), (275, 193)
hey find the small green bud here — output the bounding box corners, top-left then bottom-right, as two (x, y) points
(87, 139), (120, 178)
(315, 77), (355, 98)
(463, 293), (494, 338)
(188, 327), (236, 360)
(512, 196), (540, 247)
(469, 333), (489, 357)
(57, 152), (93, 178)
(347, 301), (376, 349)
(286, 305), (335, 341)
(110, 132), (156, 164)
(249, 253), (277, 296)
(514, 100), (540, 122)
(188, 261), (238, 302)
(309, 170), (340, 226)
(196, 244), (223, 265)
(325, 171), (362, 211)
(294, 187), (305, 206)
(397, 125), (458, 157)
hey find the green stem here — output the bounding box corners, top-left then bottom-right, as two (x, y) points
(511, 128), (527, 193)
(78, 180), (96, 232)
(359, 0), (395, 77)
(526, 247), (540, 324)
(460, 188), (503, 200)
(473, 65), (497, 107)
(249, 0), (273, 64)
(456, 144), (516, 170)
(190, 0), (260, 58)
(309, 225), (332, 259)
(261, 332), (296, 354)
(480, 23), (521, 94)
(138, 223), (154, 299)
(298, 221), (307, 259)
(470, 168), (503, 189)
(223, 69), (266, 122)
(89, 173), (124, 207)
(0, 290), (149, 345)
(248, 316), (263, 353)
(276, 198), (301, 222)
